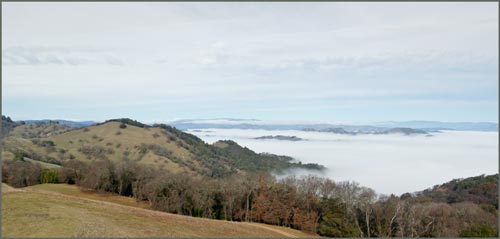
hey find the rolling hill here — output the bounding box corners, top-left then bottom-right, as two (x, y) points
(2, 116), (497, 237)
(1, 118), (324, 177)
(1, 183), (316, 238)
(412, 174), (498, 210)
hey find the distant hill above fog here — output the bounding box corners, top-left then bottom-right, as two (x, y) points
(373, 120), (498, 132)
(5, 117), (497, 132)
(169, 118), (498, 132)
(21, 119), (98, 128)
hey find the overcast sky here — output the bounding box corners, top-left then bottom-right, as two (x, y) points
(2, 2), (498, 123)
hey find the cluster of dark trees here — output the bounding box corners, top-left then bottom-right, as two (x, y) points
(1, 115), (21, 137)
(418, 174), (498, 210)
(102, 118), (149, 128)
(2, 157), (497, 237)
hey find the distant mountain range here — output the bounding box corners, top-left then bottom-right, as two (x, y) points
(19, 119), (98, 128)
(6, 118), (498, 132)
(169, 118), (498, 132)
(303, 127), (429, 135)
(373, 120), (498, 132)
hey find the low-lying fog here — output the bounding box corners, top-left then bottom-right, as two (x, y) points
(187, 129), (498, 195)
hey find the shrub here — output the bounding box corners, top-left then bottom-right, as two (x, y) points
(40, 170), (59, 184)
(31, 139), (56, 147)
(78, 145), (108, 159)
(119, 123), (127, 129)
(460, 225), (498, 237)
(137, 144), (148, 154)
(44, 157), (63, 165)
(13, 151), (26, 161)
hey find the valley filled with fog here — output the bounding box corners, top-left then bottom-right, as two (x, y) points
(187, 129), (498, 195)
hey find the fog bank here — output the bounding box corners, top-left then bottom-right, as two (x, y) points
(187, 129), (498, 195)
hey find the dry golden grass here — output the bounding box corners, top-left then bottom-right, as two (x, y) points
(2, 184), (318, 238)
(46, 122), (198, 174)
(25, 184), (150, 209)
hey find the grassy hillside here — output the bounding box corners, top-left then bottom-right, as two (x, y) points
(1, 183), (317, 238)
(8, 122), (72, 138)
(2, 119), (324, 177)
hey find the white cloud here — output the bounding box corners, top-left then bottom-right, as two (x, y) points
(1, 2), (497, 122)
(2, 46), (126, 66)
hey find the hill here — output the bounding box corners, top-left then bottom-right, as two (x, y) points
(1, 183), (316, 238)
(410, 174), (498, 210)
(7, 121), (72, 139)
(303, 127), (427, 135)
(2, 117), (496, 237)
(1, 118), (324, 177)
(254, 135), (304, 141)
(169, 118), (498, 132)
(23, 119), (98, 128)
(376, 127), (427, 135)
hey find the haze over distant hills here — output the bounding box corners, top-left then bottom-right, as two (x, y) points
(22, 119), (98, 128)
(12, 118), (498, 132)
(167, 118), (498, 132)
(373, 120), (499, 132)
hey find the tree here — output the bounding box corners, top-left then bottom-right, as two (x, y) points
(116, 160), (138, 196)
(40, 169), (59, 184)
(2, 160), (42, 187)
(358, 187), (376, 237)
(59, 160), (88, 184)
(334, 181), (365, 236)
(79, 159), (117, 192)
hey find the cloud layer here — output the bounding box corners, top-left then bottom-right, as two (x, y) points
(188, 129), (499, 195)
(2, 2), (498, 122)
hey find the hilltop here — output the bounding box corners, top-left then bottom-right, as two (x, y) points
(1, 117), (324, 177)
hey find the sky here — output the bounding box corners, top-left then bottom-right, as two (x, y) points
(2, 2), (498, 123)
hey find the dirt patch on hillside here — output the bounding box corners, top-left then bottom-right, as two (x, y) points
(1, 183), (22, 193)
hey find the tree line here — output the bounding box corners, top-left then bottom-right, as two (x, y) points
(2, 158), (498, 237)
